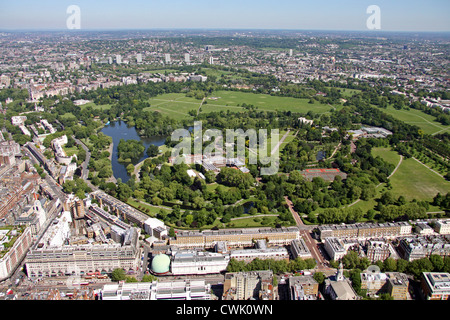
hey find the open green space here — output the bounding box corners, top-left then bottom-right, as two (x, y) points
(347, 147), (449, 213)
(127, 198), (170, 216)
(381, 105), (449, 135)
(79, 102), (112, 111)
(145, 93), (199, 120)
(62, 145), (79, 157)
(226, 215), (280, 228)
(326, 87), (361, 98)
(372, 147), (400, 166)
(207, 90), (337, 114)
(145, 90), (339, 121)
(389, 157), (450, 201)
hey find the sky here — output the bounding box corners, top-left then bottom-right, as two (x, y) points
(0, 0), (449, 32)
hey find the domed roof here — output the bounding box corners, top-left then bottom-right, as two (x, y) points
(151, 254), (170, 274)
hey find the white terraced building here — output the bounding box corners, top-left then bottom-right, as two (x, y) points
(101, 280), (211, 300)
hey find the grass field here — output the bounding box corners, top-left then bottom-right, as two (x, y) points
(348, 147), (449, 212)
(79, 102), (112, 111)
(372, 147), (450, 202)
(372, 147), (400, 166)
(145, 93), (200, 120)
(145, 90), (339, 121)
(207, 90), (337, 114)
(389, 157), (450, 201)
(380, 105), (449, 135)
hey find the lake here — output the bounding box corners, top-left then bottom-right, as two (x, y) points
(101, 121), (167, 183)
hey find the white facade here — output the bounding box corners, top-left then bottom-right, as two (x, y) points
(0, 227), (33, 280)
(230, 246), (289, 263)
(298, 117), (314, 125)
(324, 237), (346, 261)
(101, 279), (211, 300)
(171, 250), (229, 275)
(143, 217), (167, 239)
(435, 220), (450, 235)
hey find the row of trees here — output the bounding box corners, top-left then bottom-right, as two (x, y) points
(226, 257), (316, 274)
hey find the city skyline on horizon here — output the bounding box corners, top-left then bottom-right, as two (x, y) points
(0, 0), (449, 32)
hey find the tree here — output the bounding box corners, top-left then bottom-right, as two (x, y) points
(111, 268), (127, 281)
(396, 259), (409, 273)
(125, 276), (138, 283)
(408, 258), (433, 279)
(313, 272), (325, 284)
(430, 254), (444, 272)
(142, 274), (158, 282)
(185, 214), (194, 226)
(342, 251), (359, 269)
(146, 144), (159, 157)
(126, 163), (135, 175)
(383, 257), (397, 272)
(379, 191), (395, 205)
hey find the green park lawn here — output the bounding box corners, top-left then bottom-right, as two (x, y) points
(381, 105), (449, 135)
(347, 147), (449, 214)
(206, 90), (337, 114)
(79, 102), (112, 111)
(144, 90), (339, 121)
(389, 157), (450, 201)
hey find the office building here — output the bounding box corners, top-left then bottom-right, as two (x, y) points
(323, 237), (346, 261)
(170, 250), (229, 275)
(386, 272), (409, 300)
(143, 217), (168, 241)
(101, 279), (211, 300)
(25, 211), (141, 278)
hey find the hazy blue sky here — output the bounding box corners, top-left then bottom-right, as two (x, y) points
(0, 0), (449, 32)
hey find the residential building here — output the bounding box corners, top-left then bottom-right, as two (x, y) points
(397, 236), (450, 261)
(223, 271), (273, 300)
(290, 238), (313, 259)
(0, 227), (33, 280)
(288, 275), (319, 300)
(317, 221), (411, 240)
(170, 227), (299, 249)
(434, 219), (450, 235)
(365, 239), (391, 262)
(420, 272), (450, 300)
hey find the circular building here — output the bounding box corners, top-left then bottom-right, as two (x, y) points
(150, 254), (171, 275)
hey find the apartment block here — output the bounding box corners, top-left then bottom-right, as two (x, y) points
(420, 272), (450, 300)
